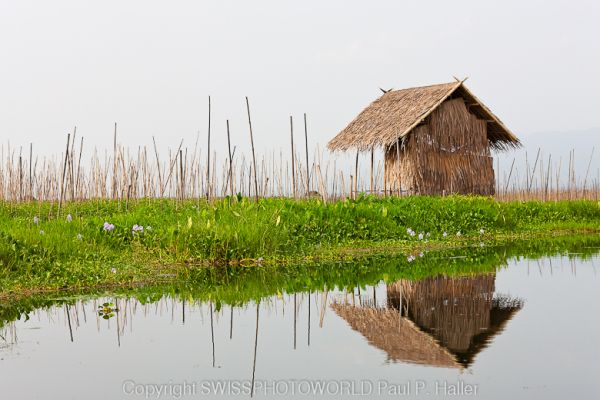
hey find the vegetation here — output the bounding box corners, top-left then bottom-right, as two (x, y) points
(1, 195), (600, 298)
(2, 233), (600, 329)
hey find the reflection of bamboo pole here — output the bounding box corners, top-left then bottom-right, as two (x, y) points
(251, 302), (260, 398)
(319, 290), (328, 328)
(293, 293), (297, 349)
(65, 304), (73, 343)
(307, 292), (311, 346)
(115, 298), (121, 347)
(230, 306), (234, 340)
(182, 299), (186, 324)
(210, 302), (215, 367)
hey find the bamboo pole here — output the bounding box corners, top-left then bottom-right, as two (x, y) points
(226, 120), (234, 198)
(245, 97), (259, 203)
(304, 113), (310, 196)
(206, 96), (211, 201)
(290, 116), (296, 199)
(57, 133), (71, 217)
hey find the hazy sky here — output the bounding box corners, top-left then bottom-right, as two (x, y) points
(1, 0), (599, 174)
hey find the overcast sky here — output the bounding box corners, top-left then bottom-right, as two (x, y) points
(1, 0), (599, 177)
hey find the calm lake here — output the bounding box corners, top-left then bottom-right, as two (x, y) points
(1, 240), (599, 399)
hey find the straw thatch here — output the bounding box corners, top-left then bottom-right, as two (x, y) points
(328, 81), (519, 152)
(387, 275), (523, 367)
(333, 274), (523, 368)
(331, 304), (462, 368)
(328, 80), (520, 195)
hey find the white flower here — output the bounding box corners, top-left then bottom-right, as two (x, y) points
(479, 228), (485, 235)
(419, 252), (424, 258)
(39, 230), (45, 235)
(456, 231), (462, 237)
(110, 268), (117, 274)
(76, 233), (83, 241)
(146, 226), (152, 231)
(33, 216), (39, 225)
(418, 233), (424, 240)
(407, 255), (415, 262)
(479, 242), (485, 247)
(66, 214), (73, 222)
(443, 232), (448, 238)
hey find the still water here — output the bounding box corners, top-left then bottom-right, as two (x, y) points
(1, 249), (599, 399)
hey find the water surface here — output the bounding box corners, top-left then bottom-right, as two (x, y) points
(1, 243), (599, 399)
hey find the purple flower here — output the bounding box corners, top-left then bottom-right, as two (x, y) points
(103, 222), (115, 232)
(132, 224), (144, 234)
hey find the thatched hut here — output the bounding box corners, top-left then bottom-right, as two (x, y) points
(332, 274), (523, 368)
(328, 80), (520, 195)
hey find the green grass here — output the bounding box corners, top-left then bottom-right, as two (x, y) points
(1, 195), (600, 297)
(2, 233), (600, 330)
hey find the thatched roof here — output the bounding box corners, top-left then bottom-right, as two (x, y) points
(333, 275), (524, 368)
(331, 304), (462, 369)
(328, 81), (520, 152)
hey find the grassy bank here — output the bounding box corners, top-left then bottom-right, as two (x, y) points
(1, 195), (600, 297)
(2, 234), (600, 329)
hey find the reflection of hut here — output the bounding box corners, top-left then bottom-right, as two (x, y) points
(327, 81), (520, 195)
(332, 274), (522, 369)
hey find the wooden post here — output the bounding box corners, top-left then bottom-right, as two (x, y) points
(304, 113), (310, 196)
(179, 149), (184, 200)
(226, 120), (234, 198)
(58, 133), (71, 217)
(370, 147), (374, 195)
(29, 143), (33, 200)
(206, 96), (211, 201)
(112, 123), (117, 199)
(354, 150), (359, 196)
(245, 97), (259, 203)
(290, 116), (296, 198)
(395, 139), (402, 196)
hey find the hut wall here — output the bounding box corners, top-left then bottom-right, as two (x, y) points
(387, 275), (496, 352)
(384, 98), (496, 195)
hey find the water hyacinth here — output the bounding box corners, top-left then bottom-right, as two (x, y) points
(479, 228), (485, 235)
(33, 216), (39, 225)
(456, 231), (462, 237)
(132, 224), (144, 234)
(407, 255), (416, 262)
(66, 214), (73, 223)
(103, 222), (115, 232)
(39, 230), (45, 235)
(110, 268), (117, 274)
(443, 232), (448, 238)
(76, 233), (83, 241)
(146, 226), (152, 231)
(418, 233), (424, 240)
(406, 228), (416, 237)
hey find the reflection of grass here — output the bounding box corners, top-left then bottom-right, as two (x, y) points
(1, 196), (599, 297)
(1, 233), (599, 329)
